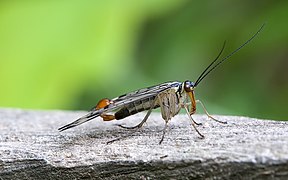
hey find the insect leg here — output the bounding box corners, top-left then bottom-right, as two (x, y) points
(183, 104), (204, 138)
(196, 100), (227, 124)
(117, 97), (157, 129)
(107, 98), (158, 144)
(159, 121), (169, 144)
(190, 116), (202, 126)
(106, 111), (166, 145)
(106, 109), (155, 144)
(184, 101), (202, 125)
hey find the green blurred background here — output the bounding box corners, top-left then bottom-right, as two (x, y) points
(0, 1), (287, 120)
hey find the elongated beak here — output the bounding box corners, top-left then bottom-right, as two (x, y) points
(187, 91), (196, 115)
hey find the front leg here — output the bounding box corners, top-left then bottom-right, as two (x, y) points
(183, 103), (204, 138)
(196, 100), (227, 124)
(182, 102), (202, 126)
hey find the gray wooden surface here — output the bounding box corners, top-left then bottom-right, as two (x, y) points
(0, 108), (288, 179)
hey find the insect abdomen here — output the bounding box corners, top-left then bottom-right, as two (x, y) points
(115, 96), (159, 120)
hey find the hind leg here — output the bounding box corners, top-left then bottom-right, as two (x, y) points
(117, 107), (153, 129)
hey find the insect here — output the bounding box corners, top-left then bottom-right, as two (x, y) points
(59, 24), (265, 144)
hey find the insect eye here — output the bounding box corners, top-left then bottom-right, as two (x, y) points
(184, 80), (193, 92)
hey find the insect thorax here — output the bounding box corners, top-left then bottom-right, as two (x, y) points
(157, 86), (187, 121)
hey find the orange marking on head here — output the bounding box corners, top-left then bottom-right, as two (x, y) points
(95, 98), (112, 110)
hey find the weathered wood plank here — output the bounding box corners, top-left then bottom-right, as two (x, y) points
(0, 109), (288, 179)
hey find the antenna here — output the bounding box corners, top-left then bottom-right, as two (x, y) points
(194, 23), (265, 87)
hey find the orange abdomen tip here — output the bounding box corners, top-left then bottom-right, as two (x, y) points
(95, 98), (112, 110)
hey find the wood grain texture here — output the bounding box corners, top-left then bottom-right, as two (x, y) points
(0, 109), (288, 179)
